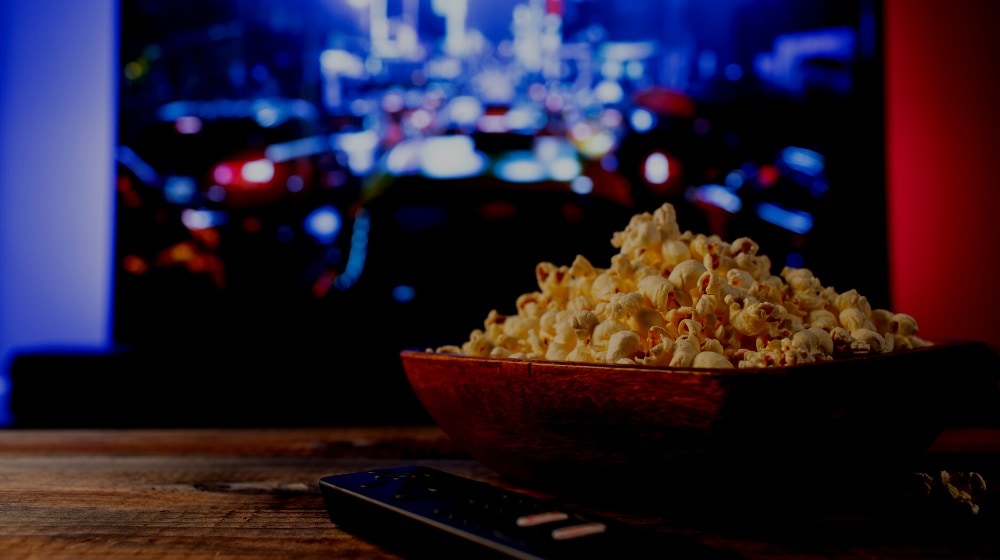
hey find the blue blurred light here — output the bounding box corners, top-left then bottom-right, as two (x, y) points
(266, 135), (330, 162)
(757, 203), (814, 234)
(724, 170), (745, 189)
(629, 108), (656, 133)
(724, 63), (743, 81)
(601, 154), (618, 172)
(117, 145), (159, 186)
(810, 177), (829, 197)
(785, 252), (805, 268)
(277, 225), (295, 242)
(392, 285), (416, 303)
(393, 206), (448, 234)
(692, 184), (742, 213)
(335, 208), (370, 290)
(780, 146), (825, 176)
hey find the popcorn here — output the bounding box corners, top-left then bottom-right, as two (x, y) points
(907, 470), (988, 519)
(438, 203), (932, 368)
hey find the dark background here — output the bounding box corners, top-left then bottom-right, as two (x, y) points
(11, 0), (993, 428)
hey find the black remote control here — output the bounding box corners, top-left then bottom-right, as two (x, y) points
(320, 465), (741, 560)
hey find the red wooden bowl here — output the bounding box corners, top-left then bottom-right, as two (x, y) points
(402, 341), (999, 503)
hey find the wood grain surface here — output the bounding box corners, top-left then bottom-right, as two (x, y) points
(0, 426), (997, 559)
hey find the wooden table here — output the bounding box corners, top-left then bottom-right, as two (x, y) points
(0, 425), (997, 559)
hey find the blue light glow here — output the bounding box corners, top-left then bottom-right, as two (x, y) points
(1, 0), (117, 427)
(785, 252), (805, 268)
(265, 135), (330, 162)
(117, 146), (159, 186)
(780, 146), (825, 176)
(757, 202), (814, 234)
(725, 170), (745, 189)
(629, 108), (656, 132)
(692, 184), (742, 213)
(392, 285), (416, 303)
(724, 63), (744, 81)
(304, 205), (343, 245)
(163, 177), (198, 204)
(334, 208), (370, 290)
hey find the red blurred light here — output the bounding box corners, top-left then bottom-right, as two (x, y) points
(479, 200), (518, 220)
(756, 164), (780, 188)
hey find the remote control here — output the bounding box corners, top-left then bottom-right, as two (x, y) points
(319, 465), (739, 560)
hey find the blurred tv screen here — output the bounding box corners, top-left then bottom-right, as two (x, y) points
(115, 0), (886, 360)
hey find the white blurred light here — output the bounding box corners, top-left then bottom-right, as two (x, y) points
(593, 79), (624, 104)
(335, 130), (379, 175)
(447, 95), (483, 126)
(174, 116), (202, 134)
(386, 139), (423, 175)
(496, 151), (546, 183)
(577, 130), (615, 159)
(549, 156), (581, 181)
(181, 208), (225, 230)
(643, 152), (670, 184)
(571, 175), (594, 195)
(421, 135), (486, 179)
(320, 49), (365, 77)
(241, 159), (274, 183)
(409, 108), (433, 129)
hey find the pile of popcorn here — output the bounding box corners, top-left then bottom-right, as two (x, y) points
(436, 203), (931, 368)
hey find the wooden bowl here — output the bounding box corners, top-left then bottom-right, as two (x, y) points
(401, 341), (999, 503)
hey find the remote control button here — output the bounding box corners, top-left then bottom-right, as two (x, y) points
(551, 522), (607, 540)
(515, 511), (570, 527)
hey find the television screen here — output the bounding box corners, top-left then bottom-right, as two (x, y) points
(113, 0), (886, 423)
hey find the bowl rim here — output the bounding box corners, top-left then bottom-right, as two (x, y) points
(400, 338), (979, 377)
